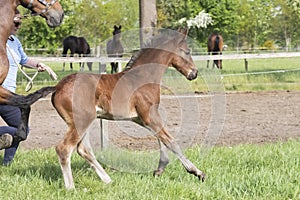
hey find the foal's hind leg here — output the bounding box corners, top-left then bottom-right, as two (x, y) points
(77, 136), (111, 184)
(55, 127), (79, 189)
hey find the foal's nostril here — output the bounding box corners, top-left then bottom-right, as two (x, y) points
(187, 68), (198, 80)
(193, 68), (198, 76)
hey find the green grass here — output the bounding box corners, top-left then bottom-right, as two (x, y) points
(217, 57), (300, 92)
(0, 139), (299, 199)
(163, 57), (300, 93)
(6, 57), (299, 198)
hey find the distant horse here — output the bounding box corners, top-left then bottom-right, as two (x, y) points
(207, 33), (223, 69)
(0, 0), (63, 142)
(62, 36), (93, 71)
(26, 28), (204, 189)
(106, 25), (124, 74)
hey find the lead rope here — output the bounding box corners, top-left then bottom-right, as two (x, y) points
(6, 44), (39, 92)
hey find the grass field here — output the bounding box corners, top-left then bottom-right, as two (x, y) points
(0, 140), (299, 199)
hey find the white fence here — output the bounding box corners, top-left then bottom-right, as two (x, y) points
(31, 51), (300, 63)
(31, 51), (300, 72)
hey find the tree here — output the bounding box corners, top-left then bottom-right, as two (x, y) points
(15, 0), (300, 54)
(17, 1), (76, 54)
(139, 0), (157, 46)
(16, 0), (139, 54)
(287, 0), (300, 14)
(269, 0), (300, 50)
(157, 0), (239, 48)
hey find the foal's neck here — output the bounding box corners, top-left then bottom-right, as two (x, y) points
(124, 48), (170, 81)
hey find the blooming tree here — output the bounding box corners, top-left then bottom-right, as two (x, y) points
(178, 10), (213, 29)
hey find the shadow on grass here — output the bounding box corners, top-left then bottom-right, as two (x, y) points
(6, 154), (95, 186)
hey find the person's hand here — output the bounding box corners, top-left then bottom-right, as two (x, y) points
(37, 63), (47, 72)
(37, 63), (58, 80)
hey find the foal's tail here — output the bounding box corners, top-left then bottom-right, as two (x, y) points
(7, 86), (56, 107)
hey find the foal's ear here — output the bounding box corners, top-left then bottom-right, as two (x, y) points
(119, 25), (122, 29)
(177, 28), (189, 42)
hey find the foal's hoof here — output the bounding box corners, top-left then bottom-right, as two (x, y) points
(198, 172), (206, 182)
(188, 169), (206, 182)
(153, 168), (164, 177)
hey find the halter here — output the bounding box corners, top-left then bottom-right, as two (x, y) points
(21, 0), (57, 16)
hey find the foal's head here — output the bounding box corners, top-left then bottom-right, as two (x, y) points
(20, 0), (64, 27)
(168, 29), (198, 80)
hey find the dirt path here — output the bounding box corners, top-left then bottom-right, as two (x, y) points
(1, 90), (299, 150)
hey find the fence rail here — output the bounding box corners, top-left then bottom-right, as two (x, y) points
(30, 51), (300, 63)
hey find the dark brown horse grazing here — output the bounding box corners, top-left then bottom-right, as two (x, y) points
(0, 0), (63, 141)
(207, 33), (223, 69)
(27, 28), (204, 189)
(62, 36), (93, 71)
(106, 25), (124, 74)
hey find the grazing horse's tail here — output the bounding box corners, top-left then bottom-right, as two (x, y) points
(214, 36), (220, 51)
(7, 86), (56, 107)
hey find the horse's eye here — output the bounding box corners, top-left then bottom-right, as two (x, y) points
(186, 49), (191, 55)
(181, 48), (191, 55)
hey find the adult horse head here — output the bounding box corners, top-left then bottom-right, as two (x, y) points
(207, 33), (223, 69)
(20, 0), (64, 28)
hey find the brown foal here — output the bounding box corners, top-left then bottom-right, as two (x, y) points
(32, 28), (205, 189)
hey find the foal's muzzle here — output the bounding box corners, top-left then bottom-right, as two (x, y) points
(187, 68), (198, 80)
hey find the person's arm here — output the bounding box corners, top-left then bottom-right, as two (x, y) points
(23, 59), (46, 72)
(23, 59), (58, 80)
(16, 37), (57, 79)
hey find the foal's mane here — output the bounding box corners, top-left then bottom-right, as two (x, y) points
(125, 30), (180, 70)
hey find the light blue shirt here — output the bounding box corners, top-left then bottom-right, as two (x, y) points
(4, 35), (28, 93)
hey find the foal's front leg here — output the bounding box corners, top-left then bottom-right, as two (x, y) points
(157, 128), (205, 181)
(153, 141), (169, 176)
(147, 114), (206, 181)
(167, 139), (206, 182)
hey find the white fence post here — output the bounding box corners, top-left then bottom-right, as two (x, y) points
(118, 62), (122, 72)
(99, 119), (108, 149)
(96, 45), (107, 74)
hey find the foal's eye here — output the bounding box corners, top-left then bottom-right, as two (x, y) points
(181, 48), (191, 55)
